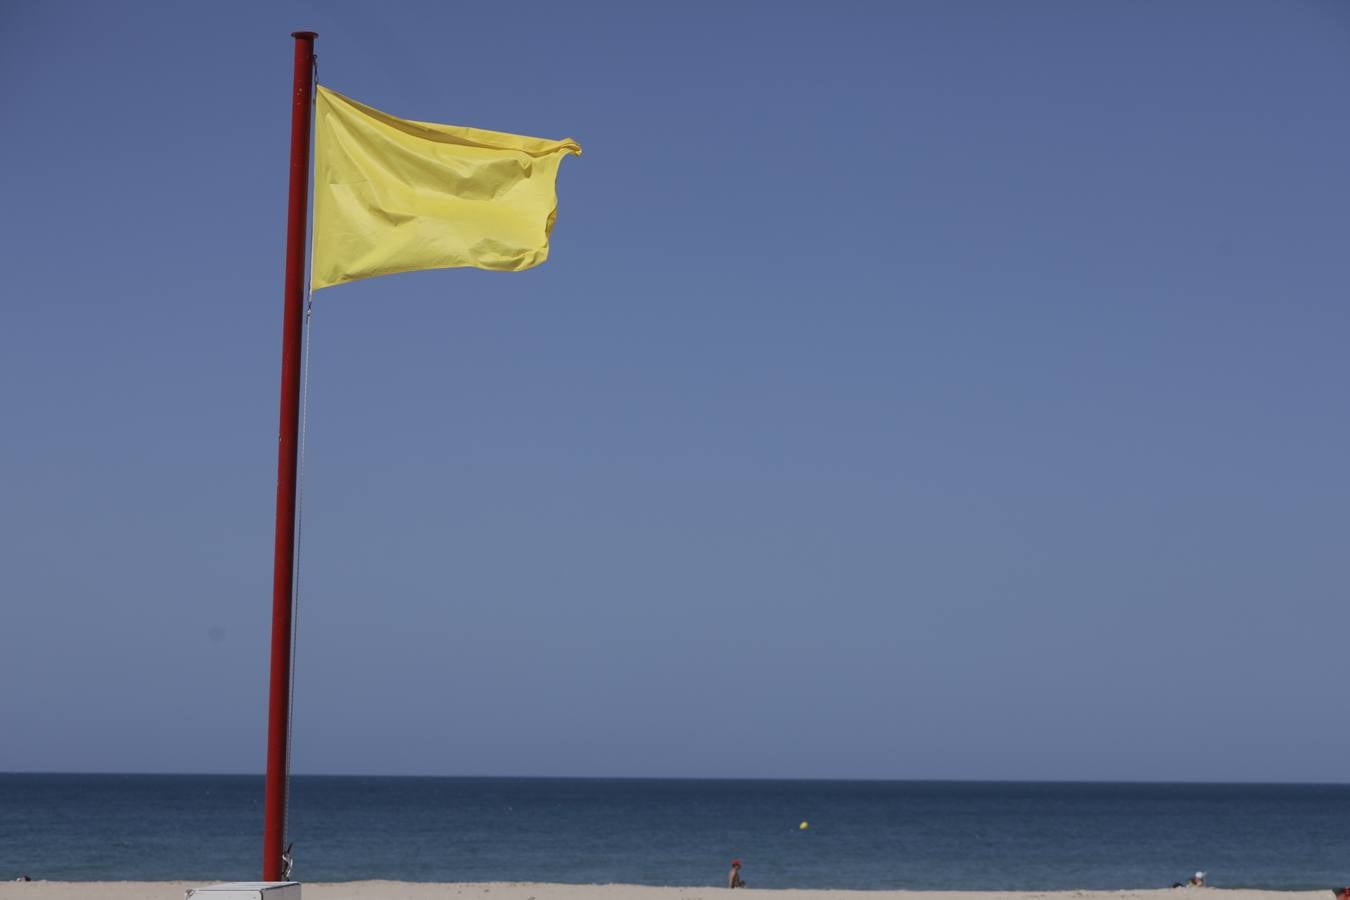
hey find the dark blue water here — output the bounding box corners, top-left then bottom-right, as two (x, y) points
(1, 775), (1346, 889)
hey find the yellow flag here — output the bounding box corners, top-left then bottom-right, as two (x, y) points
(311, 86), (581, 290)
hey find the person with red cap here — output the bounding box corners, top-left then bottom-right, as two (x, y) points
(727, 859), (746, 889)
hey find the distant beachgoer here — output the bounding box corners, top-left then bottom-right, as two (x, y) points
(15, 874), (31, 882)
(728, 859), (746, 889)
(1330, 887), (1350, 900)
(1189, 872), (1207, 887)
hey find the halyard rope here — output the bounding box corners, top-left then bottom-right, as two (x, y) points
(283, 289), (313, 881)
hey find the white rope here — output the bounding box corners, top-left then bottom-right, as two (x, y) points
(283, 289), (313, 882)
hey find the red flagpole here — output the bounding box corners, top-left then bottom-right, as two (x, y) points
(264, 29), (317, 883)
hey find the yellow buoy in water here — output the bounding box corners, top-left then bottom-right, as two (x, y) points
(799, 821), (809, 830)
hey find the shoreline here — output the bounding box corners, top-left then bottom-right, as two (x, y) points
(0, 885), (1338, 900)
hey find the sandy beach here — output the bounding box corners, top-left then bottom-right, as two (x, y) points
(0, 886), (1334, 900)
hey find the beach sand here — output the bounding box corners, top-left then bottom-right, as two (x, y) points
(0, 885), (1333, 900)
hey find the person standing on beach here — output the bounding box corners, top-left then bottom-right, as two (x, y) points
(728, 859), (746, 889)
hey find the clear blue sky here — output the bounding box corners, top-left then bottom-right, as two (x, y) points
(1, 0), (1346, 782)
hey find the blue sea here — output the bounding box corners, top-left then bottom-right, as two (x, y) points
(1, 775), (1346, 889)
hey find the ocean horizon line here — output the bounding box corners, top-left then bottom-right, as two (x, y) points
(4, 770), (1348, 787)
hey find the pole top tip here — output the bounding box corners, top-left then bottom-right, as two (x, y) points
(291, 31), (318, 40)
